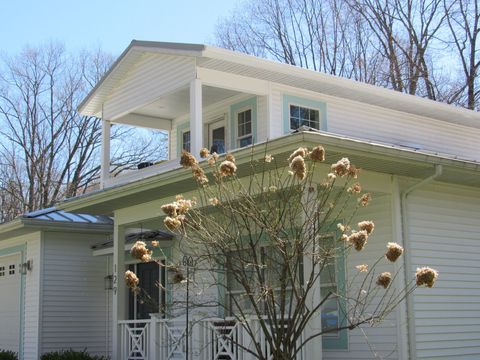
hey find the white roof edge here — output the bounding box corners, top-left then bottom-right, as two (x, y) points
(78, 40), (480, 128)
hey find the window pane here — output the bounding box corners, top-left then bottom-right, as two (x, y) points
(239, 136), (252, 147)
(289, 105), (320, 130)
(182, 131), (191, 152)
(290, 105), (299, 118)
(211, 127), (225, 154)
(238, 109), (252, 137)
(322, 297), (339, 333)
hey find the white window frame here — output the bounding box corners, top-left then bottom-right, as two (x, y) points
(235, 106), (253, 148)
(289, 103), (321, 131)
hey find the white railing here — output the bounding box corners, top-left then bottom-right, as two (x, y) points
(118, 316), (305, 360)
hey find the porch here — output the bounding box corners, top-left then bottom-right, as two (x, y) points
(118, 316), (305, 360)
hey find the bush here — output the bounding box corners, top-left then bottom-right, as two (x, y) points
(40, 349), (108, 360)
(0, 350), (18, 360)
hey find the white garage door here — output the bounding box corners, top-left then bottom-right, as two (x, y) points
(0, 253), (21, 352)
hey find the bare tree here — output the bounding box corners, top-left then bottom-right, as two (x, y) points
(127, 146), (438, 360)
(0, 43), (167, 222)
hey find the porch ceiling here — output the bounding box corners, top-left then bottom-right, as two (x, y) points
(59, 131), (480, 216)
(133, 85), (241, 119)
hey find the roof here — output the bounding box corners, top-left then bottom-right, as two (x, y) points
(58, 130), (480, 215)
(0, 207), (113, 240)
(79, 40), (480, 129)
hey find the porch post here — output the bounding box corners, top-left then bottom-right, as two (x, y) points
(101, 119), (111, 189)
(190, 78), (203, 157)
(112, 222), (126, 359)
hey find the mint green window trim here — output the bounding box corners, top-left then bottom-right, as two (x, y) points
(322, 225), (348, 351)
(230, 97), (257, 150)
(283, 94), (327, 134)
(0, 244), (26, 359)
(176, 122), (190, 157)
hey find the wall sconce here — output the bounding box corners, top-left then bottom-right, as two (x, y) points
(104, 275), (114, 290)
(20, 260), (33, 275)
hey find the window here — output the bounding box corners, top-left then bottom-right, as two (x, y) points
(9, 264), (15, 275)
(208, 120), (226, 154)
(182, 130), (191, 153)
(0, 266), (4, 277)
(290, 105), (320, 130)
(237, 109), (252, 148)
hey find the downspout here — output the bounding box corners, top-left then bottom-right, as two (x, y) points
(400, 164), (443, 360)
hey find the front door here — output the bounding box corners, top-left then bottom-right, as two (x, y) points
(208, 119), (226, 154)
(128, 261), (165, 319)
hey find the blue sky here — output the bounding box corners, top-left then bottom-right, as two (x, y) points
(0, 0), (242, 56)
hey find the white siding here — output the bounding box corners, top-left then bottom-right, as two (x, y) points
(40, 232), (110, 357)
(407, 183), (480, 359)
(324, 193), (400, 360)
(103, 53), (195, 120)
(0, 232), (41, 360)
(269, 83), (480, 162)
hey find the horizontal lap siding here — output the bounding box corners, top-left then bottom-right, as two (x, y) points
(407, 183), (480, 359)
(325, 194), (400, 360)
(103, 53), (195, 120)
(40, 232), (110, 357)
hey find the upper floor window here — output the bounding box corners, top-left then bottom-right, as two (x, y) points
(290, 105), (320, 130)
(182, 130), (191, 153)
(237, 109), (253, 148)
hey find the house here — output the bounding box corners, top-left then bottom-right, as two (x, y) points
(1, 40), (479, 360)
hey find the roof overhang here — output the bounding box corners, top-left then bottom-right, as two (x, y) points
(57, 131), (480, 215)
(78, 40), (480, 128)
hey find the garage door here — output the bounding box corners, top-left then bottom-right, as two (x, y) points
(0, 253), (21, 352)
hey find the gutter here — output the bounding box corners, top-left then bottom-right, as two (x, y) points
(400, 164), (443, 360)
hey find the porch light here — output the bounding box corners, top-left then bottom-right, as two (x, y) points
(104, 275), (114, 290)
(19, 259), (33, 275)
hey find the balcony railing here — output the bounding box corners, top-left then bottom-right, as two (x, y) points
(118, 316), (305, 360)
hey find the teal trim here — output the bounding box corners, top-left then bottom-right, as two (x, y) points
(0, 244), (26, 359)
(229, 97), (257, 150)
(322, 224), (348, 350)
(176, 122), (190, 157)
(217, 266), (225, 318)
(282, 94), (327, 134)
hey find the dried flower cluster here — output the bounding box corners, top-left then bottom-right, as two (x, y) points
(161, 195), (194, 231)
(209, 197), (220, 206)
(225, 153), (235, 162)
(288, 147), (308, 164)
(376, 272), (392, 288)
(179, 151), (209, 185)
(290, 156), (306, 180)
(219, 160), (237, 177)
(359, 193), (372, 207)
(348, 182), (362, 194)
(331, 157), (351, 177)
(416, 267), (438, 288)
(199, 148), (209, 158)
(125, 270), (139, 289)
(309, 145), (325, 162)
(348, 230), (369, 251)
(356, 264), (369, 272)
(130, 241), (153, 262)
(385, 242), (404, 262)
(192, 165), (208, 185)
(180, 151), (197, 168)
(358, 221), (375, 235)
(265, 154), (274, 163)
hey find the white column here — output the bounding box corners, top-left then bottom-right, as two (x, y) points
(101, 119), (111, 189)
(190, 79), (203, 157)
(112, 222), (126, 359)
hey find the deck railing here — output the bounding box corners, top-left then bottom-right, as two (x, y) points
(118, 316), (305, 360)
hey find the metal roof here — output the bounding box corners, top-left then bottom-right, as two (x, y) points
(22, 207), (113, 225)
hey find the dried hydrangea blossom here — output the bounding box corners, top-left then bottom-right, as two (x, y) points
(376, 272), (392, 288)
(192, 165), (208, 185)
(161, 203), (178, 217)
(359, 193), (372, 207)
(209, 197), (220, 206)
(327, 173), (336, 182)
(290, 155), (306, 180)
(416, 267), (438, 288)
(199, 148), (209, 158)
(356, 264), (369, 272)
(164, 216), (182, 231)
(348, 230), (368, 251)
(208, 153), (219, 166)
(151, 240), (159, 247)
(337, 223), (346, 232)
(385, 242), (404, 262)
(130, 241), (153, 262)
(264, 154), (274, 163)
(347, 182), (362, 194)
(309, 145), (325, 162)
(331, 157), (351, 177)
(219, 160), (237, 177)
(180, 151), (198, 168)
(269, 185), (277, 192)
(348, 165), (360, 178)
(225, 153), (235, 163)
(125, 270), (139, 289)
(358, 220), (375, 235)
(288, 147), (308, 164)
